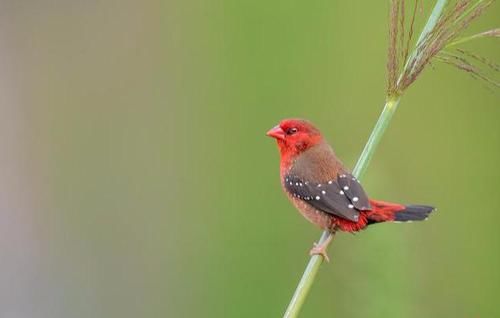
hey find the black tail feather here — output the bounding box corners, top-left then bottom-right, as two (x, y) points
(394, 205), (435, 222)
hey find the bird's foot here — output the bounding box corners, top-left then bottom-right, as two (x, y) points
(309, 241), (330, 262)
(309, 231), (336, 262)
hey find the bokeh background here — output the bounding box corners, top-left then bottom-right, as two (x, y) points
(1, 1), (499, 317)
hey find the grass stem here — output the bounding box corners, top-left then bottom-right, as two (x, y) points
(283, 97), (400, 318)
(283, 1), (449, 317)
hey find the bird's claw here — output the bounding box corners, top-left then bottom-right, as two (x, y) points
(309, 242), (330, 262)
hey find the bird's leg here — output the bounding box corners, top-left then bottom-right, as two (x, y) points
(309, 230), (336, 262)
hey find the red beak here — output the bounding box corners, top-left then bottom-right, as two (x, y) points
(266, 125), (285, 140)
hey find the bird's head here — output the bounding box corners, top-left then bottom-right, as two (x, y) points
(266, 118), (324, 160)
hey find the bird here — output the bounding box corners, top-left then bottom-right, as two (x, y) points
(267, 118), (435, 261)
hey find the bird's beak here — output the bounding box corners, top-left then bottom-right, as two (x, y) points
(266, 125), (285, 140)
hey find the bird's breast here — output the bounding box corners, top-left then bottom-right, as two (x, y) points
(281, 180), (335, 229)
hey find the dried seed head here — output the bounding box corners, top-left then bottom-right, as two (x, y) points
(387, 0), (497, 95)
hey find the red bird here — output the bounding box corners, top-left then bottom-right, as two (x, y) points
(267, 118), (434, 260)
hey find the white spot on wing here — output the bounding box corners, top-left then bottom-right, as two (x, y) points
(315, 196), (320, 200)
(353, 197), (359, 202)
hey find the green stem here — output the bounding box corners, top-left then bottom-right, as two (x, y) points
(352, 98), (400, 179)
(283, 231), (333, 318)
(403, 0), (448, 80)
(414, 0), (447, 48)
(446, 28), (500, 48)
(283, 97), (400, 318)
(446, 34), (480, 47)
(283, 1), (449, 317)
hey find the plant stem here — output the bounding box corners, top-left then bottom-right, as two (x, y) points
(352, 97), (400, 179)
(283, 1), (449, 317)
(283, 231), (334, 318)
(402, 0), (448, 81)
(446, 28), (500, 48)
(283, 97), (400, 318)
(415, 0), (447, 47)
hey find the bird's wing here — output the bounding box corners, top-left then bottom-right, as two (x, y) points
(283, 173), (371, 222)
(336, 173), (372, 210)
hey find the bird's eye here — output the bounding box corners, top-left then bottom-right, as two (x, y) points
(286, 127), (298, 135)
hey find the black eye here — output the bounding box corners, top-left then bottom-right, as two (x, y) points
(286, 127), (298, 135)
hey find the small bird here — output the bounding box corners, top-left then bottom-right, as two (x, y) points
(267, 118), (435, 260)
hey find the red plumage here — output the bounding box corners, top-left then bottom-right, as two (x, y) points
(267, 118), (434, 233)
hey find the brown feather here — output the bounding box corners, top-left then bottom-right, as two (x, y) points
(288, 141), (347, 181)
(281, 141), (351, 230)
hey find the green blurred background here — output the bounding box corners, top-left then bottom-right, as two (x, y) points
(1, 1), (499, 317)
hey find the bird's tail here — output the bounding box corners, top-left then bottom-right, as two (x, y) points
(366, 199), (435, 225)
